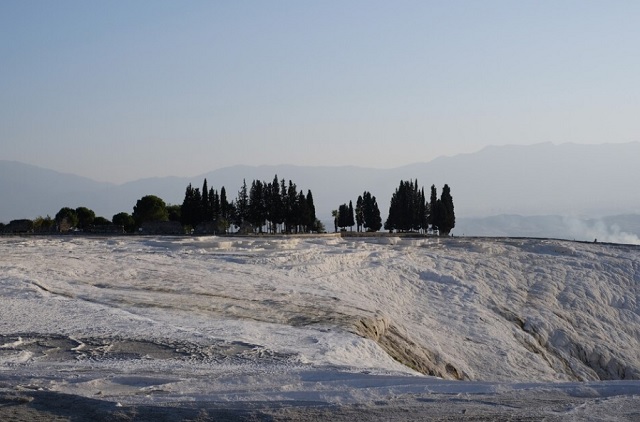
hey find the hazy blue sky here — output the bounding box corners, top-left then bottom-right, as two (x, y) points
(2, 1), (639, 183)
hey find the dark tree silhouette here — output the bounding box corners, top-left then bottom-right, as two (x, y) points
(133, 195), (169, 227)
(75, 207), (95, 230)
(437, 184), (455, 236)
(384, 180), (428, 232)
(355, 196), (364, 232)
(362, 191), (382, 232)
(113, 212), (135, 233)
(55, 207), (78, 232)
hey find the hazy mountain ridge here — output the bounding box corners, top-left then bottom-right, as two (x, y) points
(2, 143), (640, 242)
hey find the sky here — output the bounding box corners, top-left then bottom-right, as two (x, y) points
(2, 0), (639, 184)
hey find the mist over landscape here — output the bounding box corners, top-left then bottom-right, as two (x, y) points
(2, 142), (640, 243)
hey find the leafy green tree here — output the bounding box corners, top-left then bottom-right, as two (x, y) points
(166, 204), (181, 222)
(132, 195), (169, 227)
(33, 215), (55, 232)
(55, 207), (79, 231)
(113, 212), (136, 233)
(75, 207), (96, 230)
(92, 216), (111, 226)
(331, 209), (339, 233)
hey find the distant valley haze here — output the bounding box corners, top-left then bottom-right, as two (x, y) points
(2, 142), (640, 243)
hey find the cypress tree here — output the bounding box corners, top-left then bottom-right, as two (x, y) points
(285, 181), (298, 233)
(439, 184), (455, 236)
(181, 184), (195, 228)
(363, 191), (382, 232)
(194, 188), (204, 226)
(296, 190), (309, 233)
(211, 189), (220, 221)
(266, 175), (283, 233)
(428, 185), (438, 232)
(385, 180), (430, 232)
(337, 203), (349, 230)
(202, 179), (209, 220)
(235, 179), (249, 228)
(220, 187), (230, 233)
(355, 196), (364, 232)
(419, 187), (428, 233)
(305, 190), (316, 232)
(249, 180), (266, 233)
(348, 200), (355, 231)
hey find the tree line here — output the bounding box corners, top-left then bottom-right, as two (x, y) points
(179, 175), (320, 234)
(334, 191), (383, 232)
(2, 177), (454, 236)
(333, 181), (455, 235)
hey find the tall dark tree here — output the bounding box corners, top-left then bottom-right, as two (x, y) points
(385, 180), (428, 232)
(362, 191), (382, 232)
(428, 185), (438, 231)
(266, 175), (283, 233)
(219, 186), (231, 233)
(438, 184), (455, 236)
(235, 179), (249, 228)
(305, 190), (317, 232)
(201, 179), (209, 220)
(355, 196), (364, 232)
(210, 188), (220, 221)
(283, 180), (298, 233)
(193, 188), (203, 224)
(296, 190), (309, 233)
(248, 180), (266, 232)
(348, 201), (355, 231)
(419, 187), (428, 233)
(181, 184), (197, 228)
(337, 203), (350, 230)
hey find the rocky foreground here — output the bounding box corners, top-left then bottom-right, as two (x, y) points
(1, 235), (639, 420)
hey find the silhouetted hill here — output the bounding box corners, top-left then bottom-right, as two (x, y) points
(2, 143), (640, 240)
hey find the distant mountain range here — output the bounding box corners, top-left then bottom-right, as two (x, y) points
(2, 142), (640, 242)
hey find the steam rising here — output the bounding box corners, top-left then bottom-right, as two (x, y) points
(563, 217), (640, 245)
